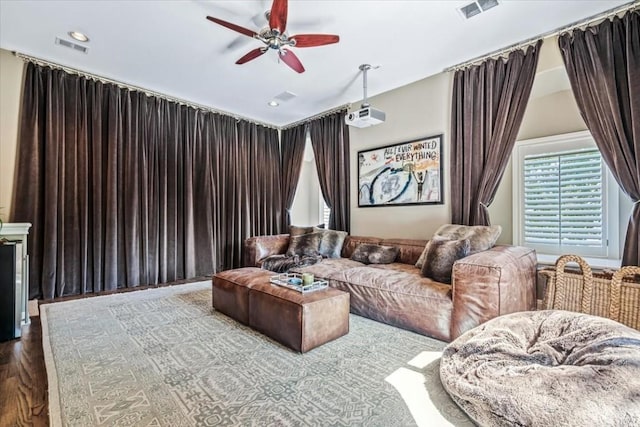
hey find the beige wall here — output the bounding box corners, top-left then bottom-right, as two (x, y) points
(344, 38), (598, 243)
(0, 49), (24, 222)
(348, 72), (452, 239)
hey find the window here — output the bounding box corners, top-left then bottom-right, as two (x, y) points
(513, 131), (619, 259)
(523, 149), (605, 255)
(320, 196), (330, 227)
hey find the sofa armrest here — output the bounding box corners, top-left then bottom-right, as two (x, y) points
(450, 245), (537, 340)
(243, 234), (290, 267)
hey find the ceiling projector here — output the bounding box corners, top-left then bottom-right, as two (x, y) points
(345, 107), (386, 128)
(345, 64), (386, 128)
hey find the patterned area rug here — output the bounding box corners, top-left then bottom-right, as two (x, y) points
(41, 281), (472, 426)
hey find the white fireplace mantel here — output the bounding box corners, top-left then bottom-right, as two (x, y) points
(0, 222), (32, 333)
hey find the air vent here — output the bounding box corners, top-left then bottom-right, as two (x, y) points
(55, 37), (88, 53)
(478, 0), (499, 11)
(460, 2), (481, 19)
(274, 91), (297, 102)
(459, 0), (500, 19)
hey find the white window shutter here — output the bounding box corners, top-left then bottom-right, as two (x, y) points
(523, 149), (605, 256)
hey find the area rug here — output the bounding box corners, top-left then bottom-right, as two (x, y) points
(41, 281), (472, 426)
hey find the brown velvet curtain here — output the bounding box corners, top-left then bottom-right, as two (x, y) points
(215, 120), (282, 271)
(559, 10), (640, 266)
(309, 110), (350, 232)
(280, 123), (308, 229)
(12, 63), (281, 298)
(451, 40), (542, 226)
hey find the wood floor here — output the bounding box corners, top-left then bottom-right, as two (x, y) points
(0, 317), (48, 427)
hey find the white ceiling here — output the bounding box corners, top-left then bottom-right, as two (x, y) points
(0, 0), (631, 127)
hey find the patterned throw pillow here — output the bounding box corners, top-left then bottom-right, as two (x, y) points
(290, 224), (324, 236)
(415, 224), (501, 268)
(420, 238), (470, 284)
(260, 254), (323, 273)
(286, 232), (322, 257)
(350, 244), (399, 265)
(313, 227), (348, 258)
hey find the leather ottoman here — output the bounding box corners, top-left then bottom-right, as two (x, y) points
(212, 267), (274, 325)
(249, 282), (350, 353)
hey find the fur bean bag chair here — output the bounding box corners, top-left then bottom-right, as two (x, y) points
(440, 310), (640, 427)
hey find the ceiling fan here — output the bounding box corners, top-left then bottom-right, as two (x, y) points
(206, 0), (339, 73)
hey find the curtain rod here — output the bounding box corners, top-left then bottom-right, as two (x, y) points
(280, 103), (351, 130)
(13, 51), (279, 130)
(444, 1), (638, 72)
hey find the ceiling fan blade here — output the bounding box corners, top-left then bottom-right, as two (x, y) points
(279, 49), (305, 73)
(290, 34), (340, 48)
(236, 48), (266, 65)
(206, 16), (257, 38)
(269, 0), (288, 33)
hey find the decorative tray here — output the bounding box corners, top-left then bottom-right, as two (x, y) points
(270, 273), (328, 294)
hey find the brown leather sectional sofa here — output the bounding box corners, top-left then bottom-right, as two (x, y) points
(244, 234), (537, 342)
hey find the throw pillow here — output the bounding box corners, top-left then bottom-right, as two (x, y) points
(434, 224), (501, 253)
(350, 244), (399, 265)
(261, 254), (323, 273)
(415, 224), (502, 268)
(290, 224), (324, 236)
(286, 232), (322, 257)
(313, 226), (348, 259)
(261, 254), (300, 273)
(420, 238), (470, 284)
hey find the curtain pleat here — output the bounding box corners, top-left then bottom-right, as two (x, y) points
(12, 63), (282, 298)
(210, 119), (282, 271)
(309, 111), (351, 232)
(559, 10), (640, 266)
(280, 124), (308, 229)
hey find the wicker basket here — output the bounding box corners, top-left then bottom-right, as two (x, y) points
(540, 254), (640, 330)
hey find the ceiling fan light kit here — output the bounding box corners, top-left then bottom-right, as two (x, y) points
(206, 0), (339, 74)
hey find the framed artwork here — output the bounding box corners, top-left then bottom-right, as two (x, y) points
(357, 134), (443, 207)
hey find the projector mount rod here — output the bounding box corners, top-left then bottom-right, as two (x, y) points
(359, 64), (380, 108)
(359, 64), (372, 108)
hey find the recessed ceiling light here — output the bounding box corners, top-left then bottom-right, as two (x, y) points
(68, 31), (89, 42)
(268, 100), (279, 107)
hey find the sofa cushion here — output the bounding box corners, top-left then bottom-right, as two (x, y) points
(416, 224), (501, 268)
(421, 238), (470, 284)
(291, 258), (365, 280)
(351, 244), (399, 264)
(286, 232), (322, 257)
(332, 265), (452, 300)
(313, 227), (348, 259)
(329, 265), (453, 341)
